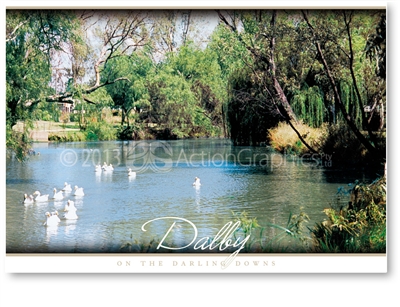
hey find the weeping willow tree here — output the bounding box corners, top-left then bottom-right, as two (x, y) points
(291, 85), (325, 128)
(337, 81), (363, 129)
(226, 66), (281, 146)
(290, 81), (364, 129)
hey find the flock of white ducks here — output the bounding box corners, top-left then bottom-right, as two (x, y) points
(24, 164), (202, 227)
(96, 162), (114, 172)
(42, 199), (78, 227)
(24, 182), (85, 205)
(23, 181), (84, 226)
(95, 163), (137, 179)
(25, 182), (84, 205)
(43, 203), (78, 225)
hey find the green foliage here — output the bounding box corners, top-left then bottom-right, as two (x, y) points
(85, 121), (117, 141)
(232, 211), (261, 252)
(6, 10), (80, 156)
(30, 101), (61, 122)
(320, 124), (373, 166)
(48, 131), (86, 142)
(147, 67), (197, 139)
(291, 85), (325, 128)
(6, 9), (385, 165)
(365, 14), (386, 79)
(232, 209), (310, 253)
(6, 122), (32, 161)
(117, 123), (147, 141)
(144, 44), (226, 139)
(226, 66), (280, 145)
(120, 238), (163, 253)
(214, 10), (385, 155)
(311, 177), (386, 253)
(102, 52), (152, 126)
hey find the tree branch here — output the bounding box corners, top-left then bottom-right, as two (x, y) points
(302, 10), (383, 160)
(6, 19), (30, 42)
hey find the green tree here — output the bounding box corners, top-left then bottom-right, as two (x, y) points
(146, 62), (198, 139)
(145, 43), (226, 139)
(215, 10), (307, 146)
(102, 52), (152, 128)
(214, 9), (385, 161)
(301, 10), (385, 162)
(6, 10), (80, 159)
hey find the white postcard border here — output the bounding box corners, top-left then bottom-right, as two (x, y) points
(3, 0), (390, 275)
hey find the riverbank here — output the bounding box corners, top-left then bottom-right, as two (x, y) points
(13, 120), (224, 143)
(13, 120), (81, 142)
(267, 121), (386, 170)
(13, 120), (386, 173)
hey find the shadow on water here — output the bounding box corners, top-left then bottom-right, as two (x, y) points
(6, 178), (41, 185)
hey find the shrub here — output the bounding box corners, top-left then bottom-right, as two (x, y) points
(59, 111), (70, 128)
(267, 121), (326, 155)
(320, 124), (385, 167)
(85, 121), (117, 141)
(321, 124), (365, 165)
(311, 177), (386, 253)
(48, 131), (86, 142)
(117, 124), (146, 140)
(232, 209), (311, 253)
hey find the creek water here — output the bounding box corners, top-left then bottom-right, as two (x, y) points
(6, 139), (379, 253)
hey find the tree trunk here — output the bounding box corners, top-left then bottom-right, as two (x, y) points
(268, 10), (297, 123)
(302, 10), (384, 162)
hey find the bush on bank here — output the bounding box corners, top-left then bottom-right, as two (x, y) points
(267, 121), (326, 155)
(267, 122), (385, 168)
(311, 176), (386, 253)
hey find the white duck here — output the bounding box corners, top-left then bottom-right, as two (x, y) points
(63, 200), (78, 220)
(43, 211), (60, 227)
(33, 191), (49, 202)
(128, 168), (136, 178)
(103, 163), (114, 172)
(23, 193), (34, 205)
(52, 188), (64, 200)
(62, 182), (72, 192)
(74, 185), (84, 196)
(51, 211), (61, 222)
(95, 164), (102, 173)
(192, 177), (201, 187)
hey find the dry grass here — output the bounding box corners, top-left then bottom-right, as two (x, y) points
(267, 121), (326, 155)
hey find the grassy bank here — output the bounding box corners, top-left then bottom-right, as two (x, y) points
(16, 120), (221, 143)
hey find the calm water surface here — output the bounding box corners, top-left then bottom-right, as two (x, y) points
(6, 139), (378, 253)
